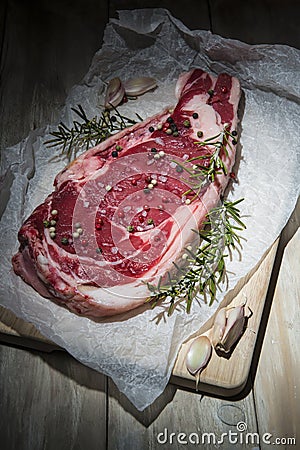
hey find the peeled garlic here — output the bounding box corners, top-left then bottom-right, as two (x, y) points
(123, 77), (157, 97)
(104, 77), (125, 109)
(186, 336), (212, 390)
(212, 304), (246, 354)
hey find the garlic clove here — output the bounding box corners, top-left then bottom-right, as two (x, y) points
(105, 77), (125, 109)
(123, 77), (157, 97)
(216, 304), (246, 354)
(186, 335), (212, 376)
(210, 307), (227, 347)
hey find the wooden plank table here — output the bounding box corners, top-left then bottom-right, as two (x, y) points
(0, 1), (299, 449)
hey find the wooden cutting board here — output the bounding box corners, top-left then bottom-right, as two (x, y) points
(0, 235), (282, 396)
(172, 238), (279, 395)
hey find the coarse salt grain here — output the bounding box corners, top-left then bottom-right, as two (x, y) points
(159, 176), (167, 182)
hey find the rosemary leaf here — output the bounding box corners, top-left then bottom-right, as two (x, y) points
(45, 104), (141, 161)
(146, 199), (246, 315)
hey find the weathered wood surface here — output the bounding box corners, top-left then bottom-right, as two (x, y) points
(107, 380), (259, 449)
(254, 228), (300, 449)
(0, 1), (299, 450)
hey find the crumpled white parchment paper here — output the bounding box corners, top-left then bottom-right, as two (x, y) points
(0, 9), (299, 411)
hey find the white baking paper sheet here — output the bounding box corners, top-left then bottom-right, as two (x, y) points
(0, 9), (299, 410)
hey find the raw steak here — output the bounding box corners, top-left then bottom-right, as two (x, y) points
(12, 69), (241, 317)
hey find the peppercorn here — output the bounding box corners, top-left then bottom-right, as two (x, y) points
(167, 117), (174, 123)
(111, 116), (117, 122)
(111, 150), (118, 158)
(208, 89), (214, 96)
(170, 123), (177, 132)
(176, 165), (183, 173)
(127, 225), (135, 233)
(43, 220), (50, 228)
(197, 131), (203, 138)
(192, 112), (199, 119)
(151, 147), (157, 153)
(232, 130), (238, 136)
(149, 126), (154, 132)
(61, 237), (69, 245)
(147, 218), (154, 225)
(143, 188), (150, 194)
(96, 247), (103, 254)
(115, 145), (122, 151)
(183, 119), (191, 128)
(173, 131), (179, 137)
(232, 139), (237, 145)
(166, 129), (172, 135)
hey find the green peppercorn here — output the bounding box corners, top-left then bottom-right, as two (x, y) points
(43, 220), (50, 228)
(127, 225), (135, 233)
(115, 145), (122, 151)
(197, 131), (203, 138)
(96, 247), (103, 254)
(167, 117), (174, 123)
(61, 237), (69, 245)
(147, 218), (154, 225)
(173, 131), (179, 137)
(208, 89), (214, 96)
(183, 120), (191, 128)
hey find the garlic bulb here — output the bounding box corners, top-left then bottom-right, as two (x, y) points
(123, 77), (157, 97)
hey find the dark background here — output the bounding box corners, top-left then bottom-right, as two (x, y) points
(0, 1), (299, 450)
(1, 0), (299, 152)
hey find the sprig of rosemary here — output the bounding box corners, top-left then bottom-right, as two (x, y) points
(176, 126), (236, 201)
(146, 198), (246, 316)
(45, 104), (141, 161)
